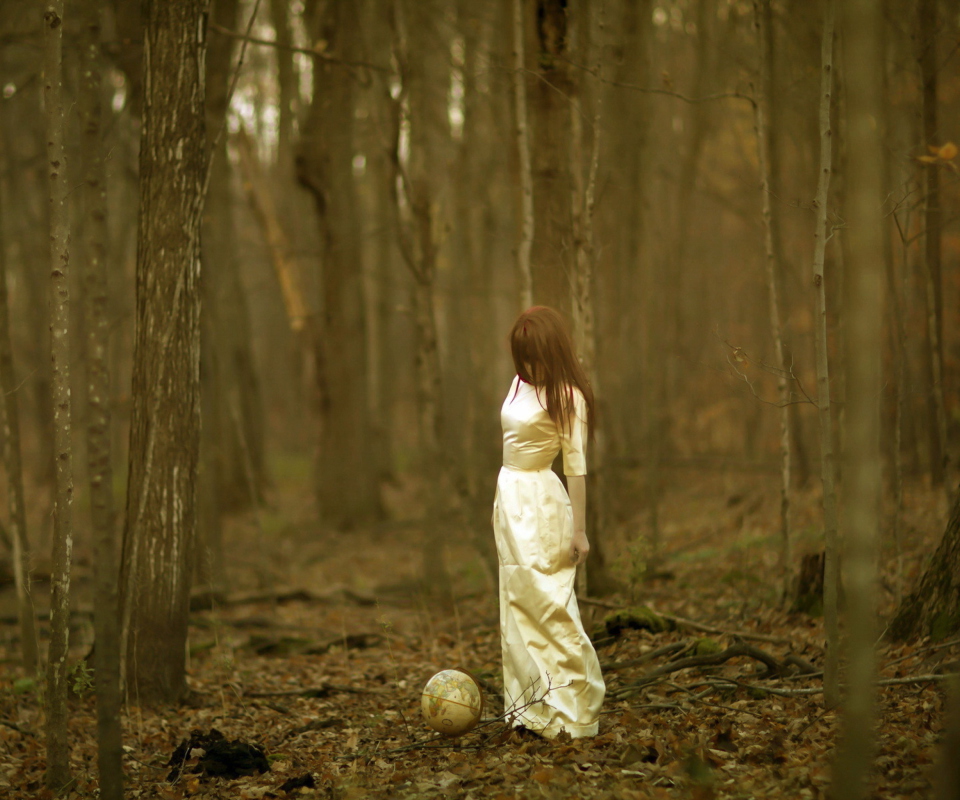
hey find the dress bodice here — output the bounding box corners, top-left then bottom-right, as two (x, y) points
(500, 376), (587, 475)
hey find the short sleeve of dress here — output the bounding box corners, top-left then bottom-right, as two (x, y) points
(561, 388), (588, 477)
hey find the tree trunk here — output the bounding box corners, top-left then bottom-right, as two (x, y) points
(78, 1), (122, 794)
(917, 0), (948, 489)
(811, 0), (839, 709)
(42, 1), (74, 790)
(297, 0), (381, 530)
(889, 488), (960, 641)
(754, 0), (792, 592)
(386, 0), (453, 597)
(119, 0), (208, 705)
(0, 149), (38, 676)
(528, 0), (576, 316)
(512, 0), (534, 310)
(202, 0), (267, 559)
(0, 1), (56, 492)
(269, 0), (297, 172)
(832, 0), (883, 794)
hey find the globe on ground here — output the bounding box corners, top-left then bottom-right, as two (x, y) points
(420, 669), (484, 736)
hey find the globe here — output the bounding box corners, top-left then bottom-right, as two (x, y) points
(420, 669), (484, 737)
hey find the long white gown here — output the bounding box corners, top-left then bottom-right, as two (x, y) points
(492, 375), (605, 738)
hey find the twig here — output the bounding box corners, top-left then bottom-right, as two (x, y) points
(245, 683), (382, 698)
(209, 22), (390, 71)
(665, 682), (766, 719)
(603, 641), (690, 672)
(580, 596), (794, 645)
(1, 719), (35, 737)
(612, 641), (810, 699)
(653, 607), (793, 646)
(883, 637), (960, 670)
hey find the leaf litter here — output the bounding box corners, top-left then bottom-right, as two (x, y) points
(0, 468), (950, 798)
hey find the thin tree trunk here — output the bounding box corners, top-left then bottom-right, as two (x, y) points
(79, 1), (122, 794)
(298, 0), (381, 530)
(42, 1), (74, 790)
(754, 0), (792, 593)
(918, 0), (947, 489)
(880, 19), (906, 604)
(0, 120), (38, 677)
(529, 0), (576, 316)
(832, 0), (883, 793)
(269, 0), (297, 172)
(119, 0), (208, 705)
(512, 0), (533, 310)
(569, 1), (613, 597)
(388, 0), (452, 597)
(811, 0), (839, 710)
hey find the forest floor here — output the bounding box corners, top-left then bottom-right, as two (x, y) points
(0, 459), (953, 799)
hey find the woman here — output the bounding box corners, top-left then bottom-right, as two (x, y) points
(492, 306), (605, 738)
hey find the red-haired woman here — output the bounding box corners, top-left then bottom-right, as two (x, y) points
(493, 306), (605, 738)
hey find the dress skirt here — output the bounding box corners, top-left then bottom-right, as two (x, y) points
(492, 464), (605, 738)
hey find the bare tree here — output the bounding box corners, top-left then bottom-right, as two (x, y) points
(0, 154), (38, 676)
(298, 0), (382, 529)
(527, 0), (577, 316)
(753, 0), (792, 592)
(512, 0), (534, 310)
(79, 0), (122, 794)
(384, 0), (454, 595)
(917, 0), (948, 490)
(811, 0), (839, 709)
(831, 0), (884, 793)
(119, 0), (208, 705)
(42, 0), (74, 790)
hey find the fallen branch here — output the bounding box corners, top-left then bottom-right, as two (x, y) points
(580, 597), (793, 645)
(655, 609), (792, 646)
(246, 683), (383, 699)
(603, 641), (690, 672)
(0, 719), (35, 737)
(612, 641), (816, 699)
(190, 585), (377, 611)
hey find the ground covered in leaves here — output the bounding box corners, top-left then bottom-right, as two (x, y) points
(0, 466), (952, 798)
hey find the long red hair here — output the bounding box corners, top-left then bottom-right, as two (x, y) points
(509, 306), (594, 436)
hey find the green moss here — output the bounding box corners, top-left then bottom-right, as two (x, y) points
(791, 593), (823, 618)
(604, 606), (672, 636)
(695, 637), (722, 656)
(930, 609), (960, 642)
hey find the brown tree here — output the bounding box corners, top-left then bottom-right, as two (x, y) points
(0, 144), (38, 675)
(79, 0), (123, 795)
(832, 0), (884, 793)
(297, 0), (382, 530)
(42, 0), (74, 790)
(119, 0), (208, 705)
(889, 488), (960, 642)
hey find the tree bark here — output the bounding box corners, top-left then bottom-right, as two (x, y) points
(119, 0), (208, 705)
(512, 0), (534, 310)
(810, 0), (839, 710)
(78, 1), (122, 794)
(754, 0), (792, 592)
(832, 0), (883, 794)
(0, 148), (38, 676)
(528, 0), (576, 316)
(889, 489), (960, 642)
(386, 0), (453, 597)
(297, 0), (381, 530)
(42, 1), (74, 790)
(917, 0), (948, 489)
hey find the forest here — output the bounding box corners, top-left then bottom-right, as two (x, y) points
(0, 0), (959, 797)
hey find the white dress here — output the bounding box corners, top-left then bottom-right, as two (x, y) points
(492, 375), (605, 738)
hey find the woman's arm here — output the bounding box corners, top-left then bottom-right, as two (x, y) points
(567, 475), (589, 566)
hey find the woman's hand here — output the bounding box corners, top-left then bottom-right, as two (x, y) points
(571, 530), (590, 566)
(566, 475), (588, 566)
